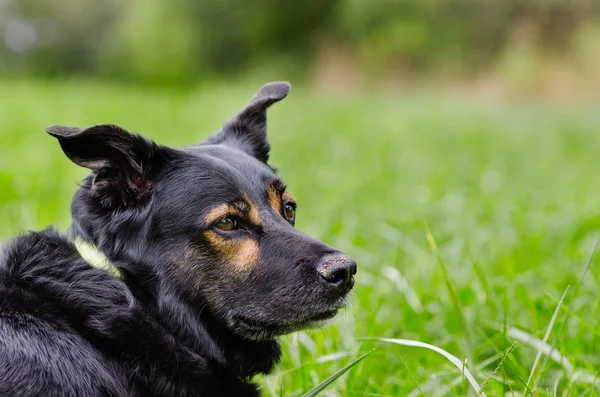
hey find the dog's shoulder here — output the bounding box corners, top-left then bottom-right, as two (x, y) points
(1, 228), (81, 278)
(0, 230), (261, 397)
(0, 229), (134, 396)
(0, 228), (136, 332)
(0, 227), (113, 288)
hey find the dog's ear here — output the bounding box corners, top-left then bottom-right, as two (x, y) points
(46, 124), (165, 207)
(204, 81), (291, 163)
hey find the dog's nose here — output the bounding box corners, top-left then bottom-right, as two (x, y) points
(316, 254), (357, 292)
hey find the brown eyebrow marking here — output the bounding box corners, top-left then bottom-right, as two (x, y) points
(204, 204), (231, 225)
(242, 194), (262, 225)
(266, 180), (286, 214)
(204, 200), (263, 227)
(282, 192), (296, 204)
(204, 231), (259, 271)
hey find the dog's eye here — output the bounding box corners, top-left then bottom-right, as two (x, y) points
(216, 217), (237, 232)
(284, 203), (296, 224)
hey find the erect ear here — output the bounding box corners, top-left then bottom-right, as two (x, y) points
(46, 124), (165, 207)
(203, 81), (291, 163)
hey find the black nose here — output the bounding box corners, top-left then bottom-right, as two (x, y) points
(316, 254), (357, 292)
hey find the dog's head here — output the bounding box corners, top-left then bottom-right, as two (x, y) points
(47, 82), (356, 340)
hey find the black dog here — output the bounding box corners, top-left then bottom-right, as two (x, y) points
(0, 82), (356, 397)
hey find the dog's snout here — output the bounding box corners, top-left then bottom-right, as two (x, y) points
(316, 254), (356, 292)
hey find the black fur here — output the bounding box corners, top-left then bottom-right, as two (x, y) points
(0, 82), (356, 396)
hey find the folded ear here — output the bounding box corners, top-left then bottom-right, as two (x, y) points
(203, 81), (291, 163)
(46, 124), (165, 208)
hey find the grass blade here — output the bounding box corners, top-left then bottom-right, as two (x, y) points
(540, 240), (600, 381)
(362, 337), (486, 397)
(406, 355), (500, 397)
(506, 326), (574, 375)
(399, 353), (426, 397)
(478, 341), (517, 396)
(301, 349), (375, 397)
(425, 229), (475, 369)
(524, 285), (570, 394)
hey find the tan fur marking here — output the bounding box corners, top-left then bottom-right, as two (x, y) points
(232, 239), (259, 270)
(266, 185), (283, 214)
(204, 204), (231, 225)
(205, 231), (259, 271)
(206, 200), (263, 226)
(282, 192), (296, 204)
(243, 194), (263, 225)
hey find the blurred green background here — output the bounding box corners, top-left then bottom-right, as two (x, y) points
(1, 1), (600, 396)
(2, 0), (600, 98)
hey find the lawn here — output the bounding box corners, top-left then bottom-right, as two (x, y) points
(1, 80), (599, 396)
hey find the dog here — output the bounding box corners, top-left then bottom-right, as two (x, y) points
(0, 82), (356, 397)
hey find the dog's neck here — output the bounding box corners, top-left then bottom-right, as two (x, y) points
(71, 233), (281, 379)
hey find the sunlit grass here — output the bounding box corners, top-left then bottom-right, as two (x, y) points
(1, 79), (600, 396)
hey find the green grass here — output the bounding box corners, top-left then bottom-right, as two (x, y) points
(1, 79), (600, 396)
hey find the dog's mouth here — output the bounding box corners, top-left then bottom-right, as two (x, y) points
(232, 307), (341, 340)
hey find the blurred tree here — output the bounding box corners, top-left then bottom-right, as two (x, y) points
(1, 0), (123, 75)
(0, 0), (598, 86)
(100, 0), (200, 86)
